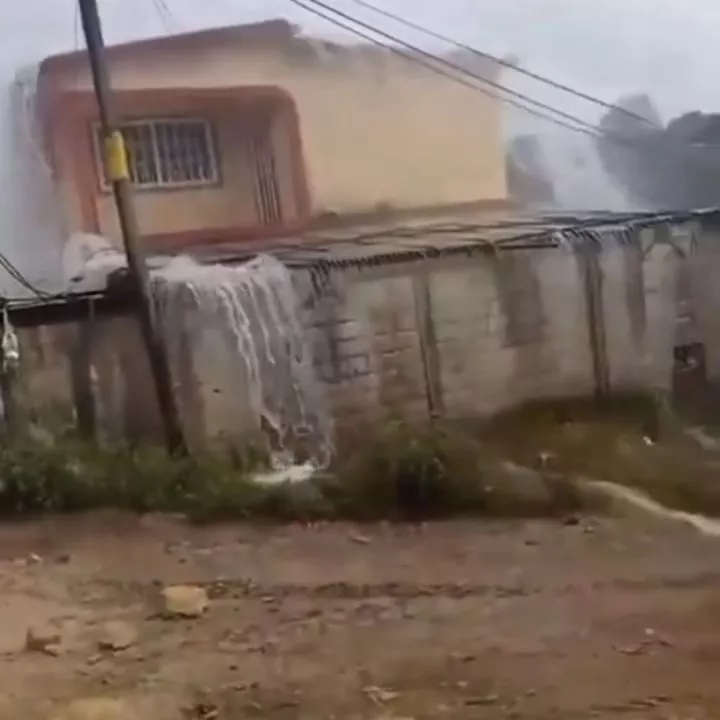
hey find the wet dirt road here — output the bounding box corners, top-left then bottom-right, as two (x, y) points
(0, 511), (718, 719)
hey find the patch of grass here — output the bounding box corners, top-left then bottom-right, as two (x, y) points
(17, 391), (706, 521)
(327, 421), (488, 520)
(0, 419), (603, 522)
(0, 439), (273, 520)
(475, 393), (720, 516)
(328, 420), (598, 520)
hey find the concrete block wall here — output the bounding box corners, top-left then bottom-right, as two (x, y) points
(599, 228), (679, 394)
(301, 228), (684, 436)
(425, 248), (594, 419)
(644, 225), (692, 391)
(689, 219), (720, 382)
(297, 265), (429, 437)
(11, 323), (77, 430)
(5, 220), (692, 445)
(534, 249), (596, 398)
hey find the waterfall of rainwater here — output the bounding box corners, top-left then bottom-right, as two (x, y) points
(152, 254), (333, 465)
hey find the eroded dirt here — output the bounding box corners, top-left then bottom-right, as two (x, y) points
(0, 510), (719, 719)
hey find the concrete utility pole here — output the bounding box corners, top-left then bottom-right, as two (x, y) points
(77, 0), (188, 455)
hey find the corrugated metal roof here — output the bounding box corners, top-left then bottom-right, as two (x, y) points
(5, 206), (715, 319)
(186, 207), (714, 269)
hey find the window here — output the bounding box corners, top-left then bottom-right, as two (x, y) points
(95, 118), (219, 190)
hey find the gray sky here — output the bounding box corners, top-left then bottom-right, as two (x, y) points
(0, 0), (718, 290)
(3, 0), (716, 119)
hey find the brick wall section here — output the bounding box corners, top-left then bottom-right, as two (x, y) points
(297, 265), (428, 437)
(305, 247), (599, 426)
(300, 225), (682, 435)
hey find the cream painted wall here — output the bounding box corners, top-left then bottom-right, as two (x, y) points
(49, 38), (508, 218)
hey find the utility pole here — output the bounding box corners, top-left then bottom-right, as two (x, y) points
(77, 0), (188, 455)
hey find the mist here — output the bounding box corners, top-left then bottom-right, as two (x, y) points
(1, 0), (718, 291)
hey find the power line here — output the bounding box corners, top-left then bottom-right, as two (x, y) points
(287, 0), (660, 151)
(289, 0), (719, 171)
(0, 252), (53, 299)
(286, 0), (616, 141)
(151, 0), (176, 33)
(344, 0), (661, 130)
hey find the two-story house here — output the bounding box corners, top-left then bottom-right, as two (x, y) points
(37, 19), (509, 254)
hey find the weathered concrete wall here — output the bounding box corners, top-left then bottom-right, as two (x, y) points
(300, 225), (682, 440)
(599, 226), (687, 395)
(6, 221), (694, 445)
(689, 218), (720, 381)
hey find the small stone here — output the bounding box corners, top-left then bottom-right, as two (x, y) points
(363, 686), (399, 704)
(26, 624), (62, 653)
(97, 621), (138, 651)
(43, 644), (63, 657)
(350, 533), (372, 545)
(185, 702), (219, 720)
(50, 697), (131, 720)
(160, 585), (209, 618)
(465, 694), (499, 706)
(615, 644), (645, 655)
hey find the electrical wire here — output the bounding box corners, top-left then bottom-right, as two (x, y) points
(288, 0), (710, 165)
(151, 0), (176, 33)
(344, 0), (661, 130)
(287, 0), (619, 141)
(0, 250), (57, 300)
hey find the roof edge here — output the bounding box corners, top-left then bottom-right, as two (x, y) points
(38, 19), (295, 80)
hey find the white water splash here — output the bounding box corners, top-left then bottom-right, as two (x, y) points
(585, 479), (720, 537)
(252, 459), (316, 487)
(152, 254), (333, 464)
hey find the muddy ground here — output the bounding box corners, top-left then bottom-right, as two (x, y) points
(0, 510), (719, 719)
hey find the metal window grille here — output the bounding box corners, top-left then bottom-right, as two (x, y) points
(96, 118), (219, 190)
(245, 113), (283, 225)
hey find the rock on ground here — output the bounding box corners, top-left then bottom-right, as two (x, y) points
(97, 621), (138, 651)
(160, 585), (208, 619)
(50, 698), (132, 720)
(25, 624), (62, 654)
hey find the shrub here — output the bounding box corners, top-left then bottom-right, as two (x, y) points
(329, 420), (489, 520)
(0, 420), (602, 522)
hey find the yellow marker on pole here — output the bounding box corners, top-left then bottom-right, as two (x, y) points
(105, 130), (129, 182)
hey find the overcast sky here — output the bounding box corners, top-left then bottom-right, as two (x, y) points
(3, 0), (716, 119)
(0, 0), (717, 290)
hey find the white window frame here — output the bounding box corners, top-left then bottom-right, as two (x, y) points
(94, 117), (220, 191)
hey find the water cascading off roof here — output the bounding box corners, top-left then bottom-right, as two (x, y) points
(151, 254), (333, 464)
